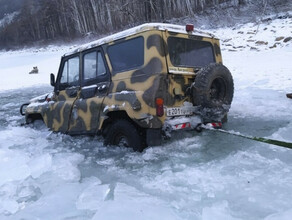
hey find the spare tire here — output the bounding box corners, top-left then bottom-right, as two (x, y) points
(192, 63), (234, 122)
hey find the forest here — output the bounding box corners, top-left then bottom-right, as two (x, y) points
(0, 0), (288, 49)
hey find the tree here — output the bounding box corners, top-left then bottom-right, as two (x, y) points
(0, 0), (285, 49)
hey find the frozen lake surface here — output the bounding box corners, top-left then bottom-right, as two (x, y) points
(0, 16), (292, 219)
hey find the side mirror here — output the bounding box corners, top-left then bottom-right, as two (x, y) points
(50, 73), (55, 87)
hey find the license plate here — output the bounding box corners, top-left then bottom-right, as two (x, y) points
(166, 107), (193, 116)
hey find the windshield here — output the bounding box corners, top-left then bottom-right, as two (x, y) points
(168, 37), (215, 68)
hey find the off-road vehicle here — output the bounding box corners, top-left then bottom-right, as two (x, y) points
(20, 23), (234, 151)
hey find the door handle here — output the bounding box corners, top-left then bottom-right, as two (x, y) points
(97, 85), (107, 91)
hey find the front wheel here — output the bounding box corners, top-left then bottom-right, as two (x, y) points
(104, 119), (145, 152)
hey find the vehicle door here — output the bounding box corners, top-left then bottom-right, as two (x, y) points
(45, 55), (80, 132)
(163, 31), (216, 111)
(68, 48), (110, 134)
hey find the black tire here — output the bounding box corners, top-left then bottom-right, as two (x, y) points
(104, 119), (145, 152)
(192, 63), (234, 122)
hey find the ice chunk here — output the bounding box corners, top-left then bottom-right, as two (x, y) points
(202, 201), (240, 220)
(28, 154), (52, 178)
(265, 209), (292, 220)
(0, 149), (31, 186)
(0, 199), (19, 215)
(92, 183), (182, 220)
(76, 178), (109, 211)
(52, 153), (84, 182)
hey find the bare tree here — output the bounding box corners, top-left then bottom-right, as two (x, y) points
(0, 0), (281, 49)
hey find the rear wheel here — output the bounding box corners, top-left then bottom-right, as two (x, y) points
(104, 119), (145, 152)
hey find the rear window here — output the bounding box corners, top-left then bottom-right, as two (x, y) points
(108, 37), (144, 73)
(168, 37), (215, 68)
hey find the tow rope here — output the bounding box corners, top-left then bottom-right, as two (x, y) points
(202, 124), (292, 150)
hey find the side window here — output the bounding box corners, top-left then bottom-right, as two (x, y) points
(60, 56), (80, 85)
(60, 61), (68, 84)
(84, 52), (97, 80)
(97, 52), (106, 76)
(107, 37), (144, 73)
(83, 51), (106, 81)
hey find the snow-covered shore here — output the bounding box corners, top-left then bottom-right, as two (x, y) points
(1, 15), (291, 92)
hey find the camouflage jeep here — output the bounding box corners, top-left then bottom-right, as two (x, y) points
(20, 23), (234, 152)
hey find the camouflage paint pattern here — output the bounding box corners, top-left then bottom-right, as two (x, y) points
(25, 24), (222, 134)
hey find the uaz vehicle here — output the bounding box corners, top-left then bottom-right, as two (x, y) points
(20, 23), (234, 151)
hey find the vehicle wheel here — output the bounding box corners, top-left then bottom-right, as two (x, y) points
(192, 63), (234, 122)
(104, 119), (145, 152)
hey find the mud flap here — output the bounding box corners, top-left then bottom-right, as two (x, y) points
(146, 128), (162, 146)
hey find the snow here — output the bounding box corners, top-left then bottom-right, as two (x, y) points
(0, 47), (71, 92)
(0, 15), (292, 220)
(0, 12), (19, 28)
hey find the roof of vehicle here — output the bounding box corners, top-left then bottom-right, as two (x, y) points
(65, 23), (216, 56)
